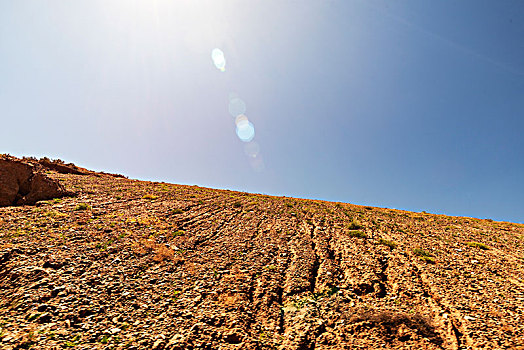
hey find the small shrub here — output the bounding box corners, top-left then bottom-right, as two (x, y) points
(413, 248), (435, 263)
(172, 230), (185, 237)
(348, 230), (367, 239)
(421, 256), (436, 264)
(172, 209), (184, 215)
(378, 238), (397, 249)
(348, 220), (362, 230)
(95, 240), (112, 251)
(153, 245), (174, 262)
(466, 242), (489, 250)
(413, 248), (432, 257)
(233, 201), (242, 208)
(264, 265), (277, 271)
(142, 194), (158, 200)
(74, 203), (90, 211)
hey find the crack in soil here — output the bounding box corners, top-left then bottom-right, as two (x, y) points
(376, 255), (389, 298)
(412, 263), (463, 349)
(450, 318), (463, 350)
(276, 286), (285, 334)
(308, 221), (320, 293)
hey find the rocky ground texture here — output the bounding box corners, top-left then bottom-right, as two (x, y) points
(0, 156), (523, 349)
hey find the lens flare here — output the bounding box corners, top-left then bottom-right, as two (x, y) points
(236, 121), (255, 142)
(244, 141), (260, 158)
(211, 48), (226, 72)
(235, 114), (248, 126)
(249, 156), (265, 172)
(229, 97), (246, 117)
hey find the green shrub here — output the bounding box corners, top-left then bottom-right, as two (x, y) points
(74, 203), (90, 211)
(466, 241), (489, 250)
(348, 220), (362, 230)
(172, 230), (185, 237)
(413, 248), (431, 257)
(413, 248), (435, 263)
(142, 194), (158, 200)
(421, 256), (436, 264)
(378, 239), (397, 249)
(348, 230), (367, 239)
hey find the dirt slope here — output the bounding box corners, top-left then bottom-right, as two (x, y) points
(0, 159), (523, 349)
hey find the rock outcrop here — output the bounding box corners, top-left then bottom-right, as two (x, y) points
(37, 158), (90, 175)
(0, 155), (68, 206)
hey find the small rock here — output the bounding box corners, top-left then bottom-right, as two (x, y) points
(152, 338), (165, 350)
(109, 327), (121, 334)
(166, 334), (186, 350)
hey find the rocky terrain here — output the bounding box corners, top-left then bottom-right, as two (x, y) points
(0, 156), (523, 349)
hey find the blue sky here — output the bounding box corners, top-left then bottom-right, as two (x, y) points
(1, 0), (523, 223)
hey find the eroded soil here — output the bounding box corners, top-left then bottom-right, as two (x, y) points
(1, 168), (523, 349)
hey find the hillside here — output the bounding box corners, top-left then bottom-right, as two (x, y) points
(1, 157), (523, 349)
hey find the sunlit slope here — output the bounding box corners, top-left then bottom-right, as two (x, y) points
(1, 169), (523, 349)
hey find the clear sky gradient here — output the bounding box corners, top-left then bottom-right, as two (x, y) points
(1, 1), (523, 223)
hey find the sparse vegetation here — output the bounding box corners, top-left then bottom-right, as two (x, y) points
(264, 264), (277, 271)
(74, 203), (90, 211)
(348, 219), (363, 230)
(466, 241), (489, 250)
(413, 248), (432, 257)
(348, 230), (367, 238)
(378, 238), (397, 249)
(142, 194), (158, 200)
(413, 248), (435, 263)
(171, 230), (185, 238)
(421, 256), (436, 264)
